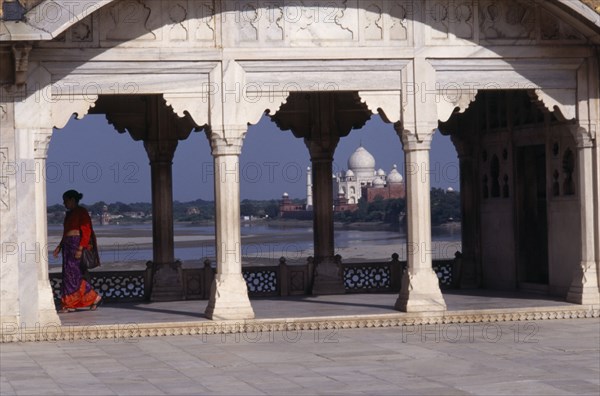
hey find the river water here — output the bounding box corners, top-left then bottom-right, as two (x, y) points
(47, 222), (461, 267)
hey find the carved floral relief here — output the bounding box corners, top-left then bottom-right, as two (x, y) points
(102, 0), (159, 42)
(479, 0), (535, 40)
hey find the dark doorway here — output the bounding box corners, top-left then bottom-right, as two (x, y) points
(516, 145), (549, 285)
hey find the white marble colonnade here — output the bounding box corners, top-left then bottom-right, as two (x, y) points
(1, 0), (599, 329)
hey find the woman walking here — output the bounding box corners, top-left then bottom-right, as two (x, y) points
(53, 189), (102, 313)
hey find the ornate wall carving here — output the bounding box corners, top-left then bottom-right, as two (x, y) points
(479, 0), (535, 40)
(30, 0), (592, 49)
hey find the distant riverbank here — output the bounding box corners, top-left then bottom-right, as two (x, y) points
(48, 221), (461, 271)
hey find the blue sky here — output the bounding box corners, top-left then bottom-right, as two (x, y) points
(46, 114), (459, 205)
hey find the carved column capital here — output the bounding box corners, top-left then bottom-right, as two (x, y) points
(207, 128), (246, 157)
(396, 123), (435, 151)
(306, 139), (336, 163)
(33, 129), (52, 160)
(143, 139), (178, 163)
(569, 124), (596, 149)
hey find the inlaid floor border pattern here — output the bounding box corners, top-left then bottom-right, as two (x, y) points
(2, 304), (598, 343)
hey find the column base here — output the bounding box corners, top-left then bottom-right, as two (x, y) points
(312, 258), (345, 295)
(566, 261), (600, 305)
(205, 273), (255, 320)
(38, 281), (60, 325)
(395, 269), (447, 312)
(150, 261), (184, 302)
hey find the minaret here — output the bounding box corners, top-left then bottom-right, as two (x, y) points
(306, 166), (313, 210)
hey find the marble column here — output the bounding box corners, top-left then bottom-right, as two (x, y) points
(143, 138), (184, 302)
(205, 134), (254, 320)
(270, 91), (371, 295)
(395, 128), (447, 312)
(567, 130), (600, 305)
(308, 143), (345, 295)
(1, 84), (61, 334)
(33, 130), (61, 324)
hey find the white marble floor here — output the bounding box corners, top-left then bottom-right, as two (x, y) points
(1, 317), (598, 395)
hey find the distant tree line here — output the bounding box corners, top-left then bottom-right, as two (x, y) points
(430, 188), (461, 226)
(335, 188), (460, 226)
(47, 189), (460, 226)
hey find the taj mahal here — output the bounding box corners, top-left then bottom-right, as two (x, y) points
(334, 145), (405, 206)
(280, 145), (405, 216)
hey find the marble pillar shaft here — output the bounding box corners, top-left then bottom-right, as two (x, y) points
(311, 156), (335, 262)
(404, 147), (433, 272)
(214, 153), (242, 273)
(144, 138), (183, 302)
(205, 135), (254, 320)
(149, 157), (175, 265)
(395, 130), (447, 312)
(144, 137), (177, 265)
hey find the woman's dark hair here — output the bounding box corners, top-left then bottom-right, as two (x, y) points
(63, 189), (83, 202)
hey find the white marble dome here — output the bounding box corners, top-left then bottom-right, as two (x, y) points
(348, 146), (376, 179)
(345, 169), (355, 178)
(377, 168), (386, 176)
(348, 146), (375, 171)
(386, 165), (404, 184)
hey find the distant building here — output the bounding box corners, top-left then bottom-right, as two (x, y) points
(334, 146), (405, 211)
(279, 192), (313, 220)
(186, 207), (201, 215)
(100, 205), (110, 225)
(279, 145), (405, 216)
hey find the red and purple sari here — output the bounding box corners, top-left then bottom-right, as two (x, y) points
(61, 235), (99, 309)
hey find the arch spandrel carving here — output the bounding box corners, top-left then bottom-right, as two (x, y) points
(436, 88), (478, 123)
(163, 92), (210, 128)
(531, 88), (577, 122)
(207, 60), (290, 142)
(51, 96), (97, 129)
(358, 91), (403, 124)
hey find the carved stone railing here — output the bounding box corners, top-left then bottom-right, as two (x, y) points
(49, 270), (147, 302)
(49, 255), (457, 302)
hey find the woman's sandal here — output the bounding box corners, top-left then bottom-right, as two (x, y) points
(58, 308), (75, 313)
(90, 296), (102, 311)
